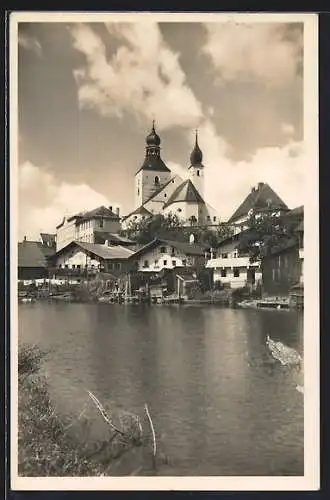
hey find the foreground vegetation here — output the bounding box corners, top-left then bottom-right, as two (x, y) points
(18, 344), (164, 476)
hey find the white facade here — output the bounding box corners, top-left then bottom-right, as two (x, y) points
(189, 166), (204, 199)
(56, 215), (121, 252)
(56, 247), (101, 270)
(206, 256), (261, 289)
(136, 244), (201, 273)
(135, 169), (171, 208)
(143, 175), (182, 214)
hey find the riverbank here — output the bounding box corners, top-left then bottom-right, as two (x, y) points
(18, 344), (165, 476)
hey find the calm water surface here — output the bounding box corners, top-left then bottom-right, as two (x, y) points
(18, 302), (304, 476)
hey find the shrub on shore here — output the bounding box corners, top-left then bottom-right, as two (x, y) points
(18, 344), (163, 476)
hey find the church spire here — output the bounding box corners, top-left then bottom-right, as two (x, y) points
(190, 129), (203, 167)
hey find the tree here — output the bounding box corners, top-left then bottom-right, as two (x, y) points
(237, 212), (300, 262)
(122, 213), (184, 244)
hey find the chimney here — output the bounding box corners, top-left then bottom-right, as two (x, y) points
(251, 187), (256, 192)
(109, 206), (113, 212)
(258, 182), (265, 189)
(116, 207), (120, 217)
(104, 240), (109, 246)
(23, 236), (27, 242)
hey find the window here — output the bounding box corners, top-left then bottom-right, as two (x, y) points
(77, 265), (81, 269)
(197, 170), (200, 177)
(177, 208), (182, 213)
(143, 260), (149, 268)
(116, 263), (121, 270)
(154, 176), (160, 186)
(172, 260), (176, 267)
(137, 188), (140, 196)
(160, 246), (166, 253)
(233, 268), (240, 278)
(207, 216), (211, 221)
(163, 260), (167, 266)
(171, 247), (175, 256)
(221, 253), (228, 258)
(213, 216), (217, 222)
(182, 259), (187, 266)
(154, 259), (159, 266)
(58, 264), (62, 268)
(65, 264), (68, 269)
(221, 269), (227, 278)
(72, 265), (76, 269)
(164, 193), (167, 198)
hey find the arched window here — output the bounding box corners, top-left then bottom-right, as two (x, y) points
(197, 170), (200, 177)
(154, 176), (160, 185)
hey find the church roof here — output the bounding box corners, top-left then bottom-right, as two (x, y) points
(189, 130), (204, 169)
(136, 122), (171, 174)
(163, 179), (205, 208)
(228, 182), (289, 223)
(136, 155), (171, 174)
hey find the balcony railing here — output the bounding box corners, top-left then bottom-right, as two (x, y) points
(206, 256), (260, 269)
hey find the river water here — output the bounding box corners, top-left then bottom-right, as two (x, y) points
(18, 302), (304, 476)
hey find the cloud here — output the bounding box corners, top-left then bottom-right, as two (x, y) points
(18, 161), (116, 240)
(196, 122), (305, 219)
(281, 122), (295, 135)
(202, 22), (303, 87)
(18, 33), (43, 57)
(70, 23), (203, 130)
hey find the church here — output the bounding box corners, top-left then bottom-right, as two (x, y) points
(121, 122), (221, 229)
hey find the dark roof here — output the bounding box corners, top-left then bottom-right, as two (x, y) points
(18, 241), (55, 268)
(296, 220), (304, 232)
(40, 233), (56, 246)
(136, 155), (171, 174)
(263, 237), (298, 258)
(56, 241), (134, 260)
(287, 205), (304, 217)
(94, 232), (136, 245)
(67, 206), (119, 223)
(122, 205), (153, 221)
(163, 179), (205, 208)
(130, 238), (208, 259)
(228, 182), (289, 223)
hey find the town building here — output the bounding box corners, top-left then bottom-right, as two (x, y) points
(56, 206), (125, 252)
(129, 238), (209, 273)
(228, 182), (290, 234)
(54, 240), (135, 278)
(122, 124), (221, 229)
(205, 231), (262, 289)
(18, 236), (56, 281)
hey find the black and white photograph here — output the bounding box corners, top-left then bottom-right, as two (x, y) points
(10, 11), (319, 491)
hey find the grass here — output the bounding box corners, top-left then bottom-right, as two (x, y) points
(17, 343), (158, 476)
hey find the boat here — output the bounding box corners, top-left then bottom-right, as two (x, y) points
(237, 298), (290, 311)
(266, 335), (302, 366)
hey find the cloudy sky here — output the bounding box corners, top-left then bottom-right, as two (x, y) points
(17, 19), (305, 240)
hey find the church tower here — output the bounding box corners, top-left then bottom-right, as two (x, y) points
(188, 130), (205, 198)
(135, 121), (171, 209)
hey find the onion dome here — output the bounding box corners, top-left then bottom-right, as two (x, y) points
(190, 130), (203, 166)
(146, 120), (161, 146)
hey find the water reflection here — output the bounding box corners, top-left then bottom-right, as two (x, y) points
(18, 302), (304, 476)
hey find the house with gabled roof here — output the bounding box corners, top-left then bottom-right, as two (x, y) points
(122, 123), (221, 229)
(129, 237), (210, 273)
(54, 240), (135, 278)
(18, 237), (56, 280)
(228, 182), (290, 233)
(56, 205), (123, 251)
